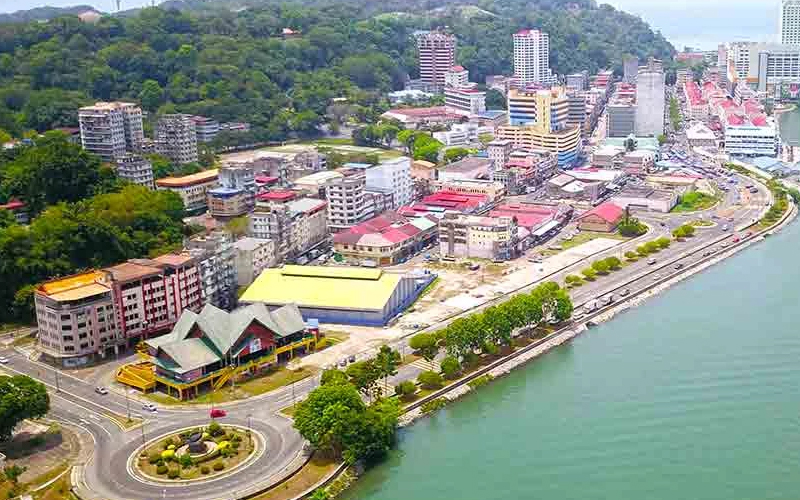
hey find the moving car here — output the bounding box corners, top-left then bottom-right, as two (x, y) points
(142, 403), (157, 412)
(722, 225), (729, 231)
(647, 258), (657, 265)
(732, 236), (740, 243)
(210, 408), (227, 418)
(674, 263), (684, 270)
(95, 387), (108, 395)
(0, 356), (8, 364)
(619, 288), (631, 297)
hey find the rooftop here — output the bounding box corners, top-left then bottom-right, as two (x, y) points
(156, 169), (219, 188)
(578, 202), (624, 223)
(240, 266), (410, 312)
(104, 261), (162, 282)
(37, 271), (109, 302)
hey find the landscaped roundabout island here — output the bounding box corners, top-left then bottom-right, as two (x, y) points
(132, 422), (261, 482)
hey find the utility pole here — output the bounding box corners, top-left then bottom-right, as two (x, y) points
(125, 389), (131, 421)
(246, 413), (252, 447)
(55, 370), (60, 393)
(141, 421), (146, 445)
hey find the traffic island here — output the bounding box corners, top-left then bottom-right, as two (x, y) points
(131, 422), (261, 483)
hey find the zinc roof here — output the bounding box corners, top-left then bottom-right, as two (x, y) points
(38, 271), (110, 302)
(240, 266), (403, 312)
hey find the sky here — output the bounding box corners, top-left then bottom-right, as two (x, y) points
(1, 0), (782, 50)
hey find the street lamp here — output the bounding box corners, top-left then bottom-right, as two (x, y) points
(246, 413), (252, 447)
(125, 389), (131, 422)
(141, 420), (146, 446)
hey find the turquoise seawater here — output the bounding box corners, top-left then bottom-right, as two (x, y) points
(344, 220), (800, 500)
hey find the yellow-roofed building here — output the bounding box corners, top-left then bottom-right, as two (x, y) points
(240, 265), (436, 326)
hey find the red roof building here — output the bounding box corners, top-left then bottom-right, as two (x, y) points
(333, 211), (438, 265)
(576, 202), (624, 232)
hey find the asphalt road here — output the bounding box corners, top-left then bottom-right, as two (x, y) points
(0, 157), (771, 500)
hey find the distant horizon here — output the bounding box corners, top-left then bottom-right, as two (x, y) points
(0, 0), (781, 51)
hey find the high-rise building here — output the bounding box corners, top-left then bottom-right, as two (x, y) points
(191, 116), (220, 143)
(635, 59), (666, 137)
(78, 102), (144, 162)
(606, 102), (637, 138)
(155, 114), (199, 164)
(207, 165), (256, 219)
(781, 0), (800, 45)
(725, 42), (800, 95)
(325, 171), (375, 231)
(513, 29), (553, 86)
(115, 153), (155, 189)
(417, 30), (456, 91)
(186, 232), (237, 311)
(623, 55), (639, 84)
(445, 66), (470, 88)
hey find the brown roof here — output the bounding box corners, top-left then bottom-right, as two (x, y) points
(152, 253), (195, 267)
(104, 262), (162, 282)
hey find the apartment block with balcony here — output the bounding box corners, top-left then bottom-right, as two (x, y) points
(156, 169), (219, 213)
(325, 171), (375, 231)
(115, 153), (155, 189)
(186, 232), (238, 311)
(248, 195), (328, 262)
(417, 30), (456, 91)
(78, 101), (144, 162)
(233, 237), (277, 286)
(207, 166), (256, 220)
(155, 114), (199, 164)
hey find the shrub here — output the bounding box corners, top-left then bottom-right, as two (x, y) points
(420, 398), (448, 414)
(636, 245), (649, 256)
(440, 356), (461, 380)
(148, 453), (161, 464)
(394, 380), (416, 399)
(167, 468), (179, 479)
(161, 449), (175, 461)
(201, 432), (211, 440)
(213, 462), (225, 471)
(581, 267), (597, 280)
(200, 466), (210, 475)
(167, 444), (176, 451)
(564, 274), (582, 284)
(208, 421), (223, 437)
(468, 374), (493, 389)
(656, 237), (671, 249)
(591, 260), (610, 274)
(218, 440), (232, 451)
(156, 465), (168, 475)
(624, 250), (638, 260)
(231, 440), (240, 449)
(179, 454), (193, 468)
(603, 256), (621, 270)
(163, 438), (174, 449)
(231, 434), (242, 443)
(418, 370), (444, 390)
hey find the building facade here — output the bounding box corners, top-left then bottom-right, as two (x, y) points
(635, 60), (666, 137)
(782, 0), (800, 45)
(444, 86), (487, 114)
(233, 237), (277, 286)
(192, 116), (220, 143)
(207, 166), (256, 219)
(606, 103), (637, 138)
(325, 172), (375, 231)
(248, 196), (328, 262)
(333, 212), (438, 266)
(78, 102), (144, 162)
(186, 233), (237, 311)
(439, 212), (518, 261)
(417, 30), (456, 91)
(513, 29), (553, 86)
(156, 114), (199, 164)
(155, 169), (219, 213)
(115, 153), (155, 189)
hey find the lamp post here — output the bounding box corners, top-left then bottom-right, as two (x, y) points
(141, 420), (146, 446)
(125, 388), (131, 422)
(246, 413), (252, 447)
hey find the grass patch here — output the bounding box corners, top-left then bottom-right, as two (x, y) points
(671, 192), (719, 213)
(689, 219), (714, 227)
(105, 412), (143, 430)
(248, 454), (339, 500)
(556, 231), (628, 252)
(413, 276), (441, 303)
(279, 403), (299, 418)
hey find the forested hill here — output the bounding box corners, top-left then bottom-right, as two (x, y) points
(0, 0), (673, 141)
(0, 5), (98, 24)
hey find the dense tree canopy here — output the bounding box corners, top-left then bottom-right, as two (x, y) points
(0, 375), (49, 441)
(0, 0), (673, 142)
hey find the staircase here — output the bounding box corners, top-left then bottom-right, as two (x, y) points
(116, 362), (156, 391)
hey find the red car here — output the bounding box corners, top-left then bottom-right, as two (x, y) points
(732, 236), (740, 243)
(210, 408), (227, 418)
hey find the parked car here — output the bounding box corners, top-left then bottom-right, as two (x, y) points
(722, 225), (729, 231)
(210, 408), (227, 418)
(142, 403), (157, 412)
(95, 387), (108, 395)
(348, 354), (356, 363)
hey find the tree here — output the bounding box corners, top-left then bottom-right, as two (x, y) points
(657, 134), (667, 145)
(644, 241), (660, 253)
(139, 79), (164, 111)
(345, 360), (380, 400)
(417, 370), (444, 390)
(310, 489), (330, 500)
(624, 250), (638, 260)
(225, 216), (248, 238)
(293, 382), (366, 459)
(603, 256), (622, 270)
(591, 259), (610, 274)
(394, 380), (416, 399)
(443, 147), (472, 164)
(478, 133), (495, 148)
(636, 245), (650, 256)
(374, 345), (401, 392)
(3, 464), (26, 485)
(656, 236), (671, 249)
(618, 210), (648, 237)
(440, 356), (461, 380)
(581, 267), (597, 280)
(409, 333), (439, 362)
(0, 375), (49, 441)
(320, 369), (348, 386)
(485, 89), (506, 109)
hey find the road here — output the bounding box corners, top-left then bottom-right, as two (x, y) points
(0, 160), (771, 500)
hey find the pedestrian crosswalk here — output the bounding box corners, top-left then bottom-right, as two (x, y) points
(410, 358), (439, 372)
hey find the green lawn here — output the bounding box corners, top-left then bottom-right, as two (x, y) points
(671, 192), (719, 213)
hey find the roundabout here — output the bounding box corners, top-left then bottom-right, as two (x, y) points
(128, 423), (264, 484)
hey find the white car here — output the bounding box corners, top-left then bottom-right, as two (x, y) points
(0, 357), (8, 364)
(142, 403), (157, 412)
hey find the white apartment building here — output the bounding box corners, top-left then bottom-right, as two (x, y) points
(186, 232), (237, 311)
(156, 114), (199, 164)
(635, 61), (666, 137)
(192, 116), (220, 143)
(486, 139), (514, 167)
(233, 237), (276, 286)
(513, 29), (554, 86)
(782, 0), (800, 45)
(726, 42), (800, 95)
(343, 158), (414, 210)
(433, 123), (494, 146)
(115, 153), (154, 189)
(444, 66), (469, 88)
(444, 86), (487, 114)
(725, 123), (778, 157)
(325, 172), (375, 231)
(417, 31), (456, 91)
(78, 101), (144, 162)
(439, 212), (518, 261)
